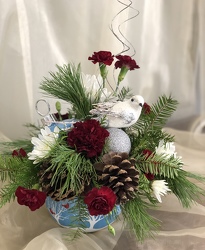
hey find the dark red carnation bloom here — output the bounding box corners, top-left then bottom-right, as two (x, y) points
(84, 186), (116, 216)
(143, 102), (151, 114)
(88, 51), (114, 65)
(115, 55), (140, 70)
(15, 186), (46, 211)
(12, 148), (27, 158)
(67, 119), (109, 158)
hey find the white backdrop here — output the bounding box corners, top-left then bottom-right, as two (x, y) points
(0, 0), (204, 140)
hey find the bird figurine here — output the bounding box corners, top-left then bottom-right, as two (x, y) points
(90, 95), (144, 128)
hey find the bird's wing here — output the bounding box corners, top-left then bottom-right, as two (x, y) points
(90, 101), (118, 116)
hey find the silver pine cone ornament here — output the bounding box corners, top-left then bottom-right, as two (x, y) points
(94, 152), (139, 204)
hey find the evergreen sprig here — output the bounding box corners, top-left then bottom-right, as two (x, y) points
(40, 64), (99, 119)
(117, 87), (132, 101)
(135, 154), (183, 179)
(0, 156), (39, 207)
(126, 95), (177, 159)
(133, 95), (178, 135)
(122, 194), (160, 242)
(0, 139), (33, 155)
(166, 170), (205, 208)
(0, 123), (40, 155)
(47, 144), (96, 196)
(150, 95), (179, 130)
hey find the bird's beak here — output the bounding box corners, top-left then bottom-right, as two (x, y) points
(139, 103), (143, 107)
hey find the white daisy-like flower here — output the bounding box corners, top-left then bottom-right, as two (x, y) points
(82, 73), (111, 102)
(152, 180), (170, 203)
(28, 126), (60, 164)
(155, 140), (177, 159)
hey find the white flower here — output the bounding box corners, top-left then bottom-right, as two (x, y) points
(28, 126), (60, 164)
(155, 140), (177, 159)
(82, 74), (111, 102)
(152, 180), (170, 203)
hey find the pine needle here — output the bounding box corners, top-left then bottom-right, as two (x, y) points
(167, 170), (205, 208)
(122, 195), (160, 242)
(40, 64), (97, 119)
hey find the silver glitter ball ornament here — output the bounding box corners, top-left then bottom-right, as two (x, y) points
(107, 128), (131, 154)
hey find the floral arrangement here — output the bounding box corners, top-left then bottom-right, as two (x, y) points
(0, 50), (205, 241)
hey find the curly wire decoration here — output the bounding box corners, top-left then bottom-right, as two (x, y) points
(110, 0), (140, 57)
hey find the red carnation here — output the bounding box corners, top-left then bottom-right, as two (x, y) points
(15, 186), (46, 211)
(67, 119), (109, 158)
(84, 186), (116, 216)
(115, 55), (140, 70)
(88, 51), (114, 66)
(12, 148), (27, 158)
(143, 102), (151, 114)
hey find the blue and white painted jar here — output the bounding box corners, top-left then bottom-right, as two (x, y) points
(48, 118), (76, 132)
(46, 196), (121, 232)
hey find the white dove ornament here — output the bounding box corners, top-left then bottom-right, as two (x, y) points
(90, 95), (144, 128)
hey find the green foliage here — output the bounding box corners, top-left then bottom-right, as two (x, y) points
(0, 156), (22, 182)
(0, 123), (40, 155)
(0, 156), (39, 207)
(132, 95), (178, 134)
(166, 170), (205, 208)
(0, 140), (33, 155)
(126, 95), (177, 156)
(135, 153), (183, 179)
(40, 64), (100, 119)
(117, 87), (132, 101)
(122, 195), (160, 242)
(47, 143), (96, 197)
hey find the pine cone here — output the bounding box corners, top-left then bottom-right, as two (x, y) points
(94, 152), (139, 204)
(38, 161), (79, 201)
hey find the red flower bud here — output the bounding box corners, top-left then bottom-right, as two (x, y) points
(143, 102), (151, 114)
(12, 148), (27, 158)
(145, 173), (155, 181)
(143, 149), (153, 159)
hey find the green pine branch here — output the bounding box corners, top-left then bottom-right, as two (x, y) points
(122, 195), (160, 242)
(129, 129), (175, 156)
(151, 95), (178, 130)
(40, 63), (99, 119)
(117, 87), (132, 101)
(47, 144), (96, 197)
(0, 184), (18, 207)
(0, 123), (40, 155)
(133, 95), (178, 135)
(0, 156), (27, 182)
(0, 156), (39, 207)
(166, 170), (205, 208)
(135, 154), (183, 179)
